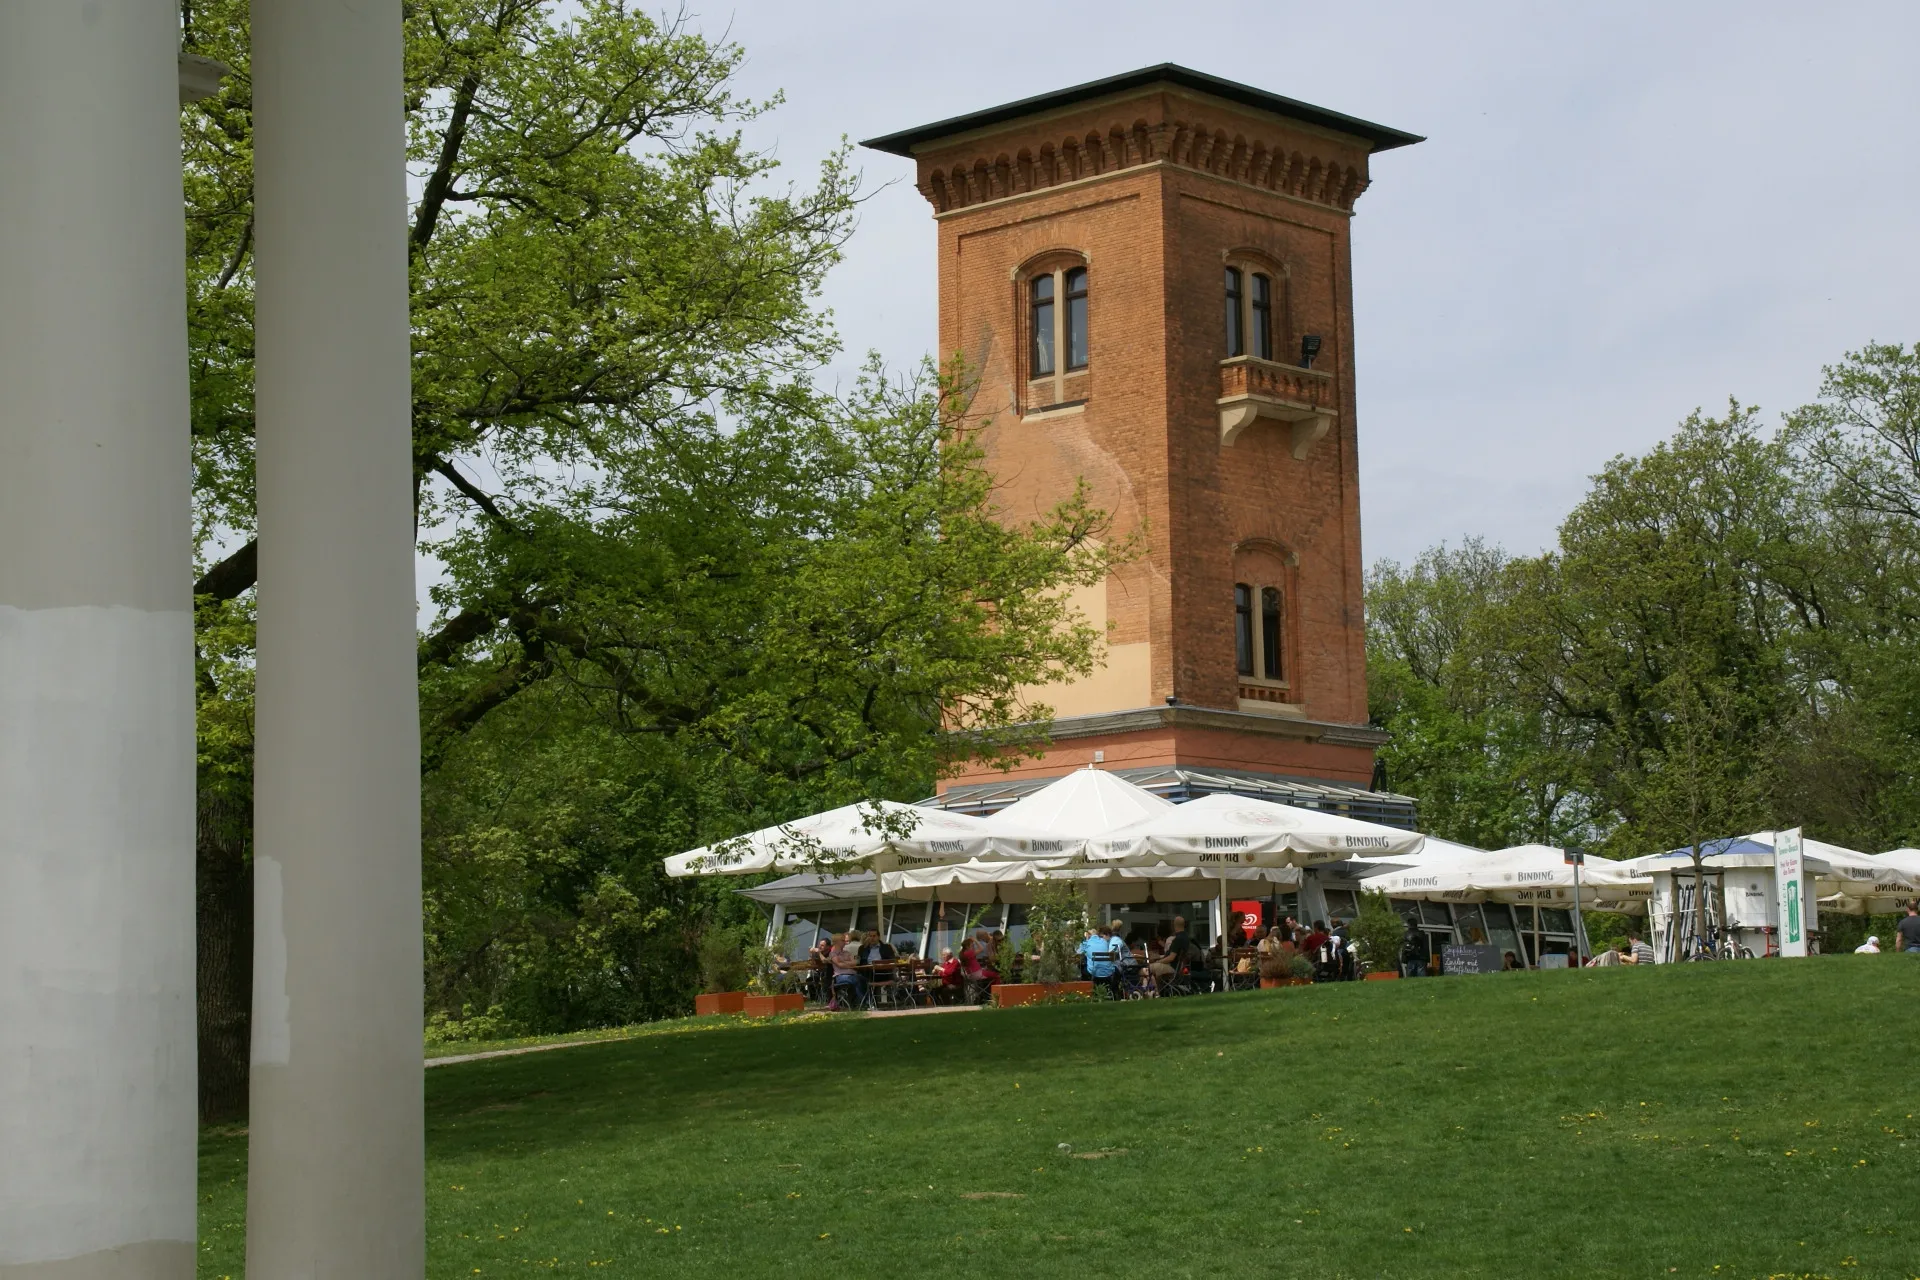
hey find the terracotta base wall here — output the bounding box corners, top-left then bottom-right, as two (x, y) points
(943, 724), (1374, 791)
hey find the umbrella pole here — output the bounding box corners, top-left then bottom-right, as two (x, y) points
(1220, 876), (1230, 994)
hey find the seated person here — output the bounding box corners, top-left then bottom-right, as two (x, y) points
(931, 948), (962, 1003)
(959, 939), (987, 980)
(859, 929), (897, 980)
(829, 932), (863, 1007)
(1502, 950), (1522, 971)
(1078, 923), (1126, 996)
(1300, 919), (1331, 956)
(1152, 917), (1200, 985)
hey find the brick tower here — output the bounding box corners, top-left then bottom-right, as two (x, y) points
(864, 65), (1421, 818)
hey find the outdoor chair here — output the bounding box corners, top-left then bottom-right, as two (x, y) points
(828, 975), (869, 1012)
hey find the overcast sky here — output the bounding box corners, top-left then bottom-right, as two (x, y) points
(714, 0), (1920, 567)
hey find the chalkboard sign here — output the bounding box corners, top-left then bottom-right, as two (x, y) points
(1441, 944), (1503, 975)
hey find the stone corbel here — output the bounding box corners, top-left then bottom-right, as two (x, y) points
(1217, 395), (1336, 458)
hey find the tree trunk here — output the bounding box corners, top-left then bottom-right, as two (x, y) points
(1689, 842), (1708, 961)
(197, 788), (252, 1123)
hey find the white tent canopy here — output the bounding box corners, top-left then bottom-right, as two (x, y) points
(663, 800), (1053, 878)
(1361, 843), (1650, 913)
(1083, 792), (1424, 869)
(1877, 848), (1920, 881)
(1622, 833), (1918, 912)
(881, 858), (1301, 905)
(983, 765), (1173, 838)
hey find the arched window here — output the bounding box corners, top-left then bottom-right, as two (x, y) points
(1064, 266), (1088, 370)
(1234, 582), (1254, 677)
(1030, 274), (1055, 377)
(1224, 267), (1244, 357)
(1231, 565), (1293, 702)
(1224, 260), (1281, 362)
(1022, 257), (1091, 409)
(1250, 273), (1273, 361)
(1260, 586), (1283, 680)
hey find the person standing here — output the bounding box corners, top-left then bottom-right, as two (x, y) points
(1896, 903), (1920, 954)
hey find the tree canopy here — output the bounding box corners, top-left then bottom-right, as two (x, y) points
(180, 1), (1121, 1103)
(1369, 343), (1920, 868)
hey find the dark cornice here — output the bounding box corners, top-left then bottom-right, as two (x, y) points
(862, 64), (1423, 158)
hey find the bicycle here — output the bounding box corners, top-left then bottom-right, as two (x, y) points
(1685, 923), (1753, 962)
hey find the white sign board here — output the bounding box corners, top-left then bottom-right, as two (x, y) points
(1774, 827), (1807, 958)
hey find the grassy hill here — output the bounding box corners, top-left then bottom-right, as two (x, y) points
(199, 957), (1920, 1279)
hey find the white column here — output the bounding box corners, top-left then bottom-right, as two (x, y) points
(248, 0), (423, 1272)
(0, 4), (197, 1278)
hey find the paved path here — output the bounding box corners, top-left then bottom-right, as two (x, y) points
(424, 1004), (983, 1067)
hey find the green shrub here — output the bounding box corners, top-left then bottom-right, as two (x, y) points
(1027, 879), (1089, 984)
(697, 928), (752, 994)
(1352, 890), (1407, 972)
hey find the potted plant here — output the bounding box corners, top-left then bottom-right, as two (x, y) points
(1352, 890), (1407, 980)
(1286, 953), (1314, 985)
(694, 928), (751, 1015)
(1257, 944), (1291, 988)
(992, 880), (1095, 1006)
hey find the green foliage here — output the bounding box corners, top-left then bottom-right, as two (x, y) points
(1370, 349), (1920, 863)
(1350, 890), (1407, 971)
(1026, 879), (1089, 984)
(177, 2), (1124, 1041)
(1288, 953), (1316, 981)
(423, 1004), (517, 1047)
(696, 927), (754, 996)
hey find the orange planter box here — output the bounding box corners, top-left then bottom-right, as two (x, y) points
(1364, 971), (1400, 981)
(694, 991), (747, 1015)
(992, 981), (1094, 1007)
(742, 993), (803, 1017)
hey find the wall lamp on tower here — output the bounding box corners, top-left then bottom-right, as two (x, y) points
(1300, 334), (1323, 369)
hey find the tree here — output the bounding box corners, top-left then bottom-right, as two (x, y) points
(1367, 540), (1587, 848)
(420, 367), (1118, 1029)
(1785, 343), (1920, 846)
(1480, 405), (1812, 851)
(177, 3), (1117, 1112)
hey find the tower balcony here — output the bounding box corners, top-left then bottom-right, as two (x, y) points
(1217, 356), (1337, 455)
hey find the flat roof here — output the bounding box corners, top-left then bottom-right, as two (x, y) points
(861, 63), (1423, 158)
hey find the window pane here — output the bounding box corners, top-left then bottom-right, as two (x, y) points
(1030, 274), (1055, 377)
(1064, 268), (1088, 369)
(1224, 267), (1243, 357)
(887, 903), (925, 956)
(1260, 586), (1282, 680)
(1234, 583), (1253, 676)
(1251, 273), (1272, 361)
(1452, 903), (1488, 946)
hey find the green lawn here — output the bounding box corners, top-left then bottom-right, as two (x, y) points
(201, 958), (1919, 1279)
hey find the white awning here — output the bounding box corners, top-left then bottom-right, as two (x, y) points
(1361, 843), (1651, 912)
(1080, 792), (1423, 870)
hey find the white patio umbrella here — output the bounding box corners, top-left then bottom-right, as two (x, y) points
(1085, 792), (1424, 868)
(1080, 792), (1422, 989)
(1805, 841), (1920, 912)
(1360, 844), (1651, 913)
(1622, 833), (1914, 909)
(882, 858), (1301, 904)
(985, 766), (1174, 838)
(664, 800), (1058, 938)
